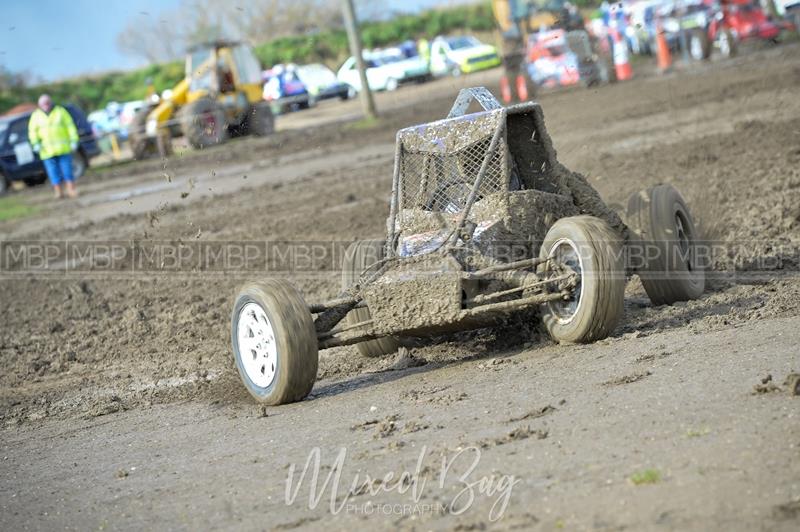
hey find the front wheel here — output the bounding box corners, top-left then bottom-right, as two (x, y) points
(538, 216), (625, 344)
(231, 280), (319, 405)
(626, 184), (705, 305)
(129, 104), (158, 160)
(245, 102), (274, 137)
(689, 29), (711, 61)
(385, 78), (399, 91)
(181, 97), (227, 149)
(341, 240), (399, 358)
(71, 151), (87, 179)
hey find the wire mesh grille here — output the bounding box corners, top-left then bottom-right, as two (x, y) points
(399, 135), (507, 218)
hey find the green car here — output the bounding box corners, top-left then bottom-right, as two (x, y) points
(429, 35), (502, 77)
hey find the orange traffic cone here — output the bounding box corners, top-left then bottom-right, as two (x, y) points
(655, 24), (672, 73)
(500, 76), (512, 104)
(611, 28), (633, 81)
(515, 74), (528, 102)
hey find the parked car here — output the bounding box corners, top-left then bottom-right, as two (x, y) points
(87, 109), (117, 139)
(263, 65), (311, 114)
(686, 0), (786, 59)
(296, 63), (350, 103)
(429, 35), (501, 77)
(337, 51), (429, 93)
(0, 104), (99, 194)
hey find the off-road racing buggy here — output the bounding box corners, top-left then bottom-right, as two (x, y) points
(231, 88), (705, 405)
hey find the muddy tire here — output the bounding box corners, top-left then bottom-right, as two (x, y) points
(626, 184), (704, 305)
(181, 97), (227, 149)
(689, 29), (711, 61)
(231, 280), (318, 405)
(245, 102), (274, 137)
(71, 151), (87, 179)
(539, 216), (625, 344)
(717, 29), (737, 58)
(341, 240), (399, 358)
(129, 105), (158, 160)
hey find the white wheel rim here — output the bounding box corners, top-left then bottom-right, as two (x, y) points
(237, 302), (278, 388)
(690, 37), (702, 60)
(719, 34), (729, 56)
(547, 238), (584, 325)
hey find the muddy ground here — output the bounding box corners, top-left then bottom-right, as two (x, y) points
(1, 44), (799, 530)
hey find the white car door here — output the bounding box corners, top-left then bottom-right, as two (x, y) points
(430, 41), (450, 76)
(337, 57), (361, 91)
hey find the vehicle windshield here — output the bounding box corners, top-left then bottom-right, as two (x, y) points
(189, 47), (214, 91)
(447, 36), (480, 50)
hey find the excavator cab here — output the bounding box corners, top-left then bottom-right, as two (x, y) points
(130, 41), (273, 159)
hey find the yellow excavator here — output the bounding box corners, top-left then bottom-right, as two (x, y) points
(130, 40), (274, 159)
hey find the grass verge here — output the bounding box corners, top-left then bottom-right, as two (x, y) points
(0, 196), (40, 222)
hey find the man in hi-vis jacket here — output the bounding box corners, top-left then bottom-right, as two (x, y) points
(28, 94), (79, 199)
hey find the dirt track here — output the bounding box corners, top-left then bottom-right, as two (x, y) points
(1, 44), (800, 530)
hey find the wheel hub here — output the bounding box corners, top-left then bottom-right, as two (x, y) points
(675, 212), (693, 272)
(237, 302), (278, 388)
(547, 238), (584, 324)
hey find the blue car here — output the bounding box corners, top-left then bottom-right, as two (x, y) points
(0, 104), (100, 195)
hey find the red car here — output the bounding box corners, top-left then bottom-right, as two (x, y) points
(707, 0), (787, 57)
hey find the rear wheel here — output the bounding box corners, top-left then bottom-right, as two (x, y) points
(231, 280), (318, 405)
(717, 29), (737, 58)
(129, 105), (158, 160)
(181, 97), (227, 149)
(341, 240), (399, 358)
(626, 184), (705, 305)
(245, 102), (274, 137)
(538, 216), (625, 344)
(0, 174), (8, 195)
(71, 151), (87, 179)
(689, 29), (711, 60)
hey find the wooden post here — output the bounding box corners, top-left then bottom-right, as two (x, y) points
(342, 0), (377, 119)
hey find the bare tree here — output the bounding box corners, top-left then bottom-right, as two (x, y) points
(116, 12), (184, 63)
(116, 0), (388, 63)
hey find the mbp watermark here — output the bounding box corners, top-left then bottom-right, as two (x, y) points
(1, 238), (798, 281)
(285, 445), (520, 522)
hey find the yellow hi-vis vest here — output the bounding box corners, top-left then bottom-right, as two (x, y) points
(28, 106), (79, 160)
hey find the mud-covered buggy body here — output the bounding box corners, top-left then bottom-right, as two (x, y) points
(232, 88), (705, 405)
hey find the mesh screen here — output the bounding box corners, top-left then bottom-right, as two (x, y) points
(399, 135), (507, 218)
